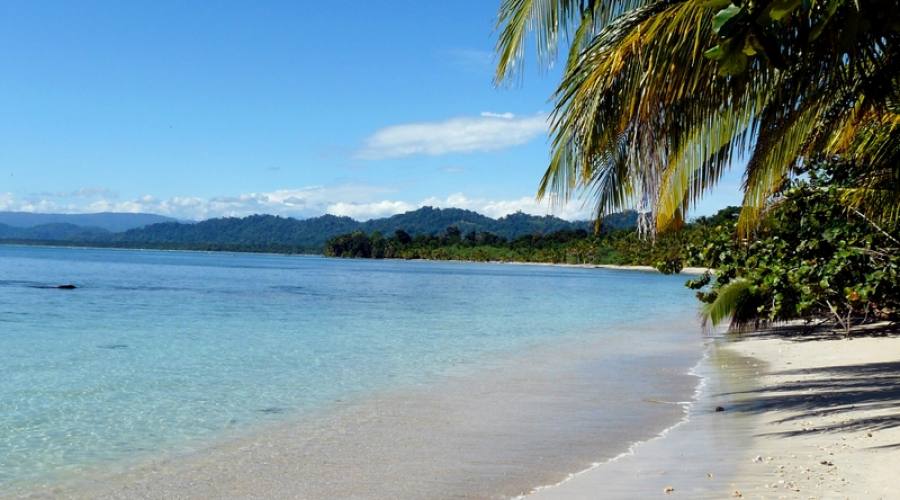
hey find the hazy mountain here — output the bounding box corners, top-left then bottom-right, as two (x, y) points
(0, 223), (111, 241)
(0, 212), (179, 232)
(114, 214), (360, 252)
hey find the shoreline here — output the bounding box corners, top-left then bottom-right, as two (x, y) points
(525, 336), (762, 499)
(514, 346), (713, 499)
(527, 327), (900, 499)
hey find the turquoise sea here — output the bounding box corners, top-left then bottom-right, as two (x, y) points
(0, 245), (704, 495)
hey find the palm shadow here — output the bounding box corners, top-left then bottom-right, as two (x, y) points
(717, 352), (900, 448)
(732, 321), (900, 342)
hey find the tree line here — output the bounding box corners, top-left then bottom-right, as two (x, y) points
(325, 207), (739, 273)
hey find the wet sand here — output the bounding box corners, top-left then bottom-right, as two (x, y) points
(527, 340), (761, 499)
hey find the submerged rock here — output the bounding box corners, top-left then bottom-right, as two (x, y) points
(56, 284), (77, 289)
(98, 344), (129, 350)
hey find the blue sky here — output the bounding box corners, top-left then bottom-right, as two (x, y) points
(0, 1), (743, 221)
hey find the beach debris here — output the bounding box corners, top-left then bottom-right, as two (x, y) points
(715, 406), (725, 412)
(732, 490), (742, 497)
(753, 455), (764, 463)
(819, 460), (834, 466)
(707, 472), (714, 479)
(663, 486), (675, 494)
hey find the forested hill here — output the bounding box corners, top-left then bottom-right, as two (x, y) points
(112, 207), (613, 252)
(113, 214), (361, 252)
(0, 207), (632, 253)
(358, 207), (601, 239)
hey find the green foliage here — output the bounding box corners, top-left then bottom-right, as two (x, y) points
(690, 162), (900, 332)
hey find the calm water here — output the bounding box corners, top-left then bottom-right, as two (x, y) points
(0, 245), (701, 494)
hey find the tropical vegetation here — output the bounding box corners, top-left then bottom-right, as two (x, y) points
(325, 207), (738, 270)
(688, 162), (899, 332)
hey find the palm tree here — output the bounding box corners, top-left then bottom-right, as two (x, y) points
(494, 0), (900, 235)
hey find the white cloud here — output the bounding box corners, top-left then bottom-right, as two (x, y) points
(1, 185), (391, 221)
(357, 112), (548, 159)
(326, 200), (415, 220)
(479, 111), (515, 119)
(0, 187), (593, 222)
(420, 193), (592, 220)
(324, 194), (591, 221)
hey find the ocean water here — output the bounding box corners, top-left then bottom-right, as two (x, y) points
(0, 245), (703, 495)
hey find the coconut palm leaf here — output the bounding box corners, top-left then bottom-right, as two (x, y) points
(701, 278), (757, 331)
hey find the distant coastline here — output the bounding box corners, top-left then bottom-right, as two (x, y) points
(406, 258), (713, 275)
(0, 241), (712, 275)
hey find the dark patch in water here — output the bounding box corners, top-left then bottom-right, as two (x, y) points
(256, 407), (286, 414)
(0, 280), (80, 290)
(98, 344), (129, 350)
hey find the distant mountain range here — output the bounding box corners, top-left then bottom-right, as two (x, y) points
(0, 211), (178, 232)
(0, 207), (638, 253)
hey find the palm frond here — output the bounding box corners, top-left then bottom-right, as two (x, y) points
(497, 0), (900, 234)
(701, 278), (756, 331)
(495, 0), (583, 83)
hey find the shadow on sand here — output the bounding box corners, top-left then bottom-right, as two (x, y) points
(718, 323), (900, 447)
(741, 321), (900, 342)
